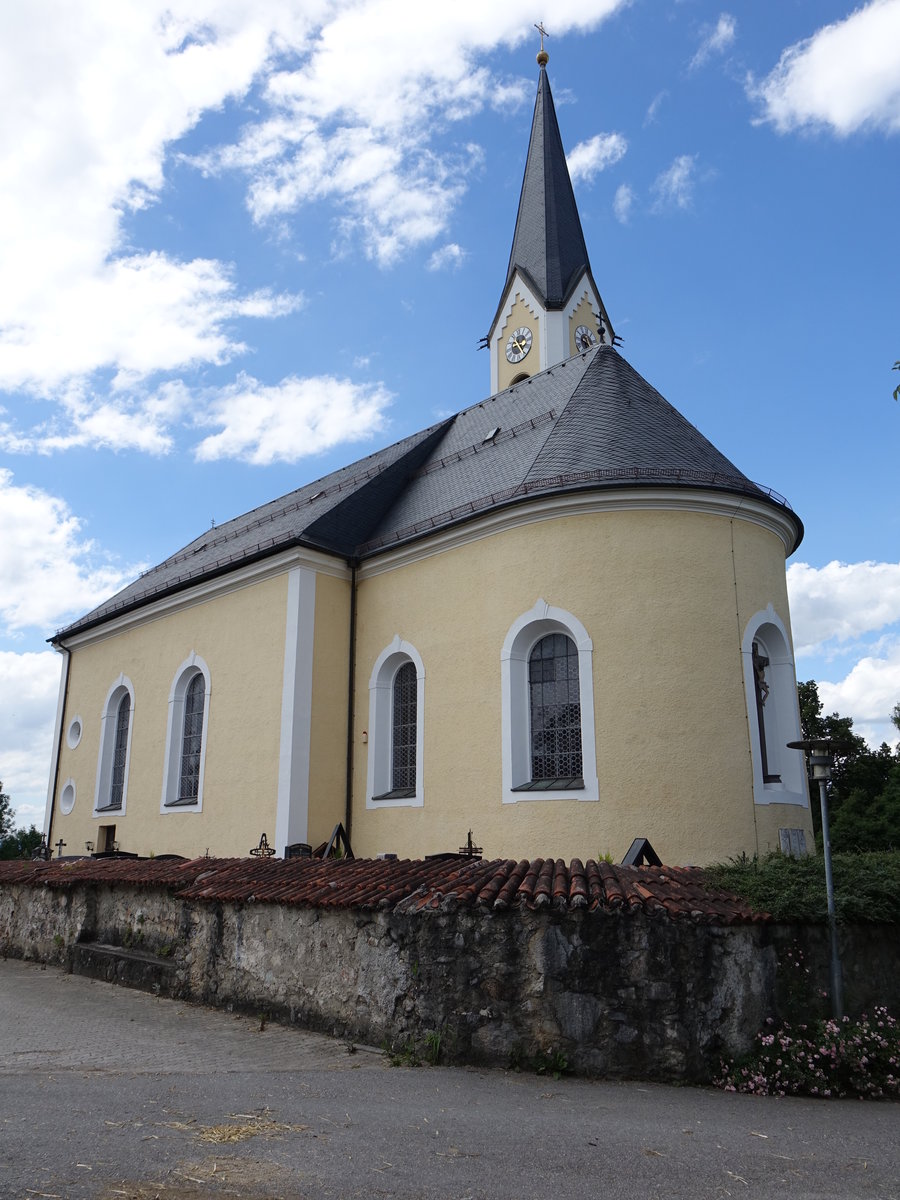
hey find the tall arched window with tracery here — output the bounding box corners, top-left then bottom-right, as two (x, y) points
(95, 675), (135, 815)
(391, 661), (417, 793)
(161, 653), (211, 812)
(179, 673), (205, 803)
(108, 692), (131, 808)
(501, 600), (599, 803)
(366, 637), (425, 808)
(528, 633), (583, 783)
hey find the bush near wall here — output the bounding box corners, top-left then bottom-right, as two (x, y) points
(702, 851), (900, 924)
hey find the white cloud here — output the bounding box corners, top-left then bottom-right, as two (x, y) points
(193, 372), (392, 465)
(690, 13), (737, 70)
(567, 132), (627, 184)
(750, 0), (900, 135)
(0, 3), (313, 403)
(0, 0), (631, 433)
(787, 560), (900, 654)
(651, 154), (697, 211)
(427, 243), (467, 272)
(817, 642), (900, 749)
(644, 90), (668, 125)
(0, 651), (61, 829)
(788, 559), (900, 749)
(0, 469), (141, 636)
(613, 182), (635, 224)
(197, 1), (630, 263)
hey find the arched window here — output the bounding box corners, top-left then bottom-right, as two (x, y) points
(178, 674), (205, 803)
(741, 608), (807, 806)
(109, 693), (131, 808)
(95, 675), (135, 814)
(366, 637), (425, 808)
(501, 600), (599, 803)
(529, 633), (583, 783)
(391, 661), (417, 792)
(161, 654), (211, 812)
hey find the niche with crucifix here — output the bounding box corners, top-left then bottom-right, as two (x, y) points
(742, 611), (808, 808)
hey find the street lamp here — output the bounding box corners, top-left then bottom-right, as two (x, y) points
(786, 736), (844, 1019)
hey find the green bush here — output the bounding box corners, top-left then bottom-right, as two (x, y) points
(702, 851), (900, 924)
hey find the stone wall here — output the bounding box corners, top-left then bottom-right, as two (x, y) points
(2, 878), (897, 1081)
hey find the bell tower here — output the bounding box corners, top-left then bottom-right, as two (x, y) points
(487, 37), (614, 394)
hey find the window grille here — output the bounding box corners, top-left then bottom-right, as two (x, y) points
(178, 673), (205, 803)
(391, 662), (417, 791)
(106, 692), (130, 810)
(529, 633), (582, 780)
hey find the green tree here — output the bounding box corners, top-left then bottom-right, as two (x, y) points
(0, 781), (13, 842)
(0, 781), (44, 860)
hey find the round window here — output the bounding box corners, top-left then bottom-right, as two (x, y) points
(60, 780), (76, 815)
(66, 717), (83, 749)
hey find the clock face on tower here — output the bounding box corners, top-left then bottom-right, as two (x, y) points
(505, 326), (533, 364)
(575, 325), (597, 351)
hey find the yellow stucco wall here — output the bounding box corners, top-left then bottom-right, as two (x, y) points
(48, 498), (810, 868)
(350, 503), (812, 865)
(51, 574), (289, 859)
(496, 297), (539, 391)
(306, 572), (352, 849)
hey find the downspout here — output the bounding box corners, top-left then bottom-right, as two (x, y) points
(344, 560), (359, 845)
(45, 644), (71, 848)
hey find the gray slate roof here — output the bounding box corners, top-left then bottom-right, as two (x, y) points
(53, 345), (801, 642)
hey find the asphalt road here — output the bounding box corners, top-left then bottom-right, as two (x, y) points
(1, 958), (897, 1200)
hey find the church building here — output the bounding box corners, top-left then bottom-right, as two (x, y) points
(43, 50), (813, 866)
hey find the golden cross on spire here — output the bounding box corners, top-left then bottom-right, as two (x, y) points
(535, 21), (549, 66)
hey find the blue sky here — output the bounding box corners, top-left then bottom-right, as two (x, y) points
(2, 0), (899, 828)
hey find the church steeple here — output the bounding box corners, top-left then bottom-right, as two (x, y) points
(488, 43), (614, 394)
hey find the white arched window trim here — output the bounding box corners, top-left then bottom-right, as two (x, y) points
(741, 606), (807, 806)
(161, 652), (211, 813)
(366, 636), (425, 809)
(94, 674), (135, 815)
(501, 599), (599, 803)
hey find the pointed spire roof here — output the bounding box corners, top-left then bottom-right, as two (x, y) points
(503, 62), (592, 310)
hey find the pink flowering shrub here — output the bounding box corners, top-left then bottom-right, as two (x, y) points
(716, 1008), (900, 1099)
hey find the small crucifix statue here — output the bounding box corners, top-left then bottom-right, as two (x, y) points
(55, 838), (66, 859)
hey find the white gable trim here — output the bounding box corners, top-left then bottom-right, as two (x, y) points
(57, 546), (349, 651)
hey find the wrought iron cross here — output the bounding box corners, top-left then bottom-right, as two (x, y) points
(250, 832), (276, 858)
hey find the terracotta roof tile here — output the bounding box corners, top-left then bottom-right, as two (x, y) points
(0, 856), (769, 923)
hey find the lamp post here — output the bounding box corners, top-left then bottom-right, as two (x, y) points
(786, 737), (844, 1019)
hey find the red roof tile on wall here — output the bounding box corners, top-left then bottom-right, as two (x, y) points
(0, 856), (768, 923)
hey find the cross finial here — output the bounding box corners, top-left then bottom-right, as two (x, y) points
(535, 22), (549, 67)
